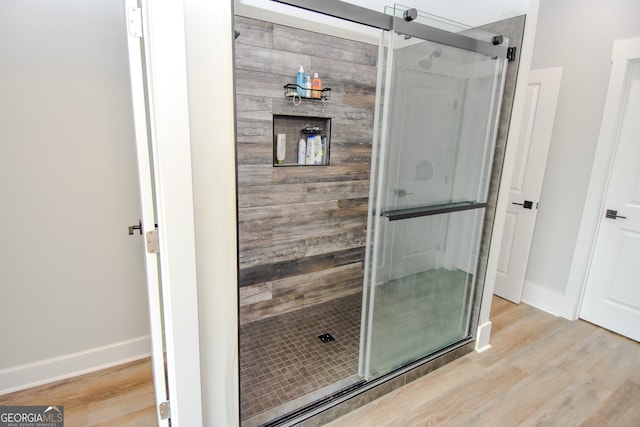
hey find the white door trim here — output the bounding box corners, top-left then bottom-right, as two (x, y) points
(139, 1), (203, 425)
(566, 37), (640, 320)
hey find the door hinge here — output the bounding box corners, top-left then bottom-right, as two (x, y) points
(126, 7), (143, 38)
(507, 46), (517, 61)
(146, 229), (159, 254)
(159, 400), (170, 420)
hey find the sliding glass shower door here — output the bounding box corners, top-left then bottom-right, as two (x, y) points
(361, 6), (507, 379)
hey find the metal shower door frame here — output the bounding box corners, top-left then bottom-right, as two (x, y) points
(271, 0), (507, 58)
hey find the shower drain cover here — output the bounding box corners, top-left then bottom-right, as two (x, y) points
(318, 333), (335, 343)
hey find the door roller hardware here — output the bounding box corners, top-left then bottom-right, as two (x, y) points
(403, 8), (417, 21)
(512, 200), (533, 209)
(605, 209), (627, 219)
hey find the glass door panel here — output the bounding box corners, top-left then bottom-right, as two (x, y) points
(368, 209), (484, 375)
(361, 5), (507, 379)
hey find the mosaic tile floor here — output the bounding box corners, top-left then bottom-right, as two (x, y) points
(240, 292), (363, 424)
(239, 269), (473, 424)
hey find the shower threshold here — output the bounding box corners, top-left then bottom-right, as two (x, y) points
(243, 374), (364, 427)
(261, 338), (475, 427)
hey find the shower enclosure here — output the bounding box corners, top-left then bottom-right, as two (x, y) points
(360, 6), (507, 380)
(236, 3), (508, 425)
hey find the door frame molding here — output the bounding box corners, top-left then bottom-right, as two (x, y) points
(138, 0), (204, 424)
(566, 37), (640, 320)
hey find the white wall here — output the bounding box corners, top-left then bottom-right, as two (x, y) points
(183, 0), (239, 424)
(0, 0), (150, 392)
(523, 0), (640, 317)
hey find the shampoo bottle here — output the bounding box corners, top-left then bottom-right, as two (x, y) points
(296, 66), (305, 97)
(305, 74), (311, 98)
(297, 138), (306, 164)
(305, 135), (315, 165)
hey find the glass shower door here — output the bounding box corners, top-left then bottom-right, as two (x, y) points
(361, 7), (507, 379)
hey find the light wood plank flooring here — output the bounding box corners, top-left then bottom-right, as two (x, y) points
(0, 358), (156, 427)
(1, 297), (638, 426)
(328, 297), (640, 426)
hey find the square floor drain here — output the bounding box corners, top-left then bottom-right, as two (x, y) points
(318, 333), (335, 343)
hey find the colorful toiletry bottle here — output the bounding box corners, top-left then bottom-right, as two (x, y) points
(311, 73), (322, 99)
(296, 65), (305, 97)
(298, 138), (306, 164)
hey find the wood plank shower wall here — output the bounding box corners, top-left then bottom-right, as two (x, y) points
(234, 16), (378, 324)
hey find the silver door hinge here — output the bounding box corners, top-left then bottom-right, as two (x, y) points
(159, 400), (170, 420)
(146, 229), (159, 254)
(126, 7), (143, 38)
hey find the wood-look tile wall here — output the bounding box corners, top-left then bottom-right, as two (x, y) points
(234, 16), (377, 324)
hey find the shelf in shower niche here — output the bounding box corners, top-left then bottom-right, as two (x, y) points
(381, 201), (487, 221)
(284, 84), (331, 101)
(272, 114), (331, 167)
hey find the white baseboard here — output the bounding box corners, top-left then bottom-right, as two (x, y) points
(475, 320), (493, 352)
(521, 280), (563, 317)
(0, 336), (151, 395)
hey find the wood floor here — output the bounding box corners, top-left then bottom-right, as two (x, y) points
(328, 297), (640, 427)
(0, 358), (156, 426)
(1, 297), (638, 426)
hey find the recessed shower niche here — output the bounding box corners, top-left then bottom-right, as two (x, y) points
(272, 114), (331, 166)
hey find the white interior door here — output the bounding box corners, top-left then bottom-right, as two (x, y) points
(124, 3), (169, 425)
(580, 39), (640, 342)
(494, 67), (562, 303)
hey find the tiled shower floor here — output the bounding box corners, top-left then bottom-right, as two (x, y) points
(240, 292), (363, 424)
(239, 269), (473, 424)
